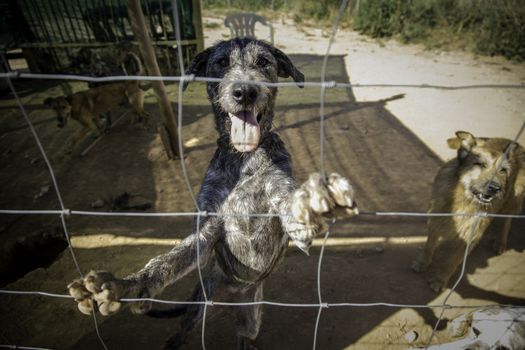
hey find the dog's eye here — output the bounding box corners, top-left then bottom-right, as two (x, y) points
(474, 161), (486, 168)
(499, 167), (508, 174)
(217, 57), (229, 67)
(256, 57), (270, 67)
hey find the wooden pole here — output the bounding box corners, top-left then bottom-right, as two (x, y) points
(128, 0), (180, 159)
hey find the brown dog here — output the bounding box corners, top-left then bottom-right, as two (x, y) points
(412, 131), (525, 292)
(44, 81), (149, 151)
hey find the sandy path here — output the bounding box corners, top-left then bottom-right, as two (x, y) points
(203, 15), (525, 159)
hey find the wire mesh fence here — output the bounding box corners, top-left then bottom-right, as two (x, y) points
(1, 0), (525, 349)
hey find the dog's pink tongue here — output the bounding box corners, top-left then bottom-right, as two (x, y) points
(229, 111), (260, 152)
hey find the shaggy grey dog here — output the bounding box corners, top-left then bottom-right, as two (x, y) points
(68, 38), (357, 350)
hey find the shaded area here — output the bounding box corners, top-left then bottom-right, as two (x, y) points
(0, 225), (66, 287)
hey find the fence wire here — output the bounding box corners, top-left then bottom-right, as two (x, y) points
(1, 48), (110, 349)
(1, 72), (525, 91)
(1, 0), (525, 349)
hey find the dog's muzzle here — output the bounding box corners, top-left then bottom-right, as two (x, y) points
(471, 181), (501, 204)
(228, 83), (261, 152)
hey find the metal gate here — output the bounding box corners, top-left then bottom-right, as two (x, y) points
(1, 0), (204, 75)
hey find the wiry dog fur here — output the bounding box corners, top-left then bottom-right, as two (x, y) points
(44, 81), (149, 151)
(412, 131), (525, 292)
(67, 38), (357, 349)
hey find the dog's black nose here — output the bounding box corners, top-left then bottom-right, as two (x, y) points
(486, 181), (501, 195)
(232, 83), (258, 105)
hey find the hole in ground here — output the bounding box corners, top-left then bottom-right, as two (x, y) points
(0, 227), (67, 287)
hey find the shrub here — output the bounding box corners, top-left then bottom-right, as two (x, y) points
(202, 0), (525, 60)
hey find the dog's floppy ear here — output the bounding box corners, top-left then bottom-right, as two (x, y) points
(270, 46), (305, 88)
(183, 46), (214, 91)
(448, 131), (476, 160)
(508, 142), (525, 197)
(446, 137), (461, 150)
(503, 140), (519, 156)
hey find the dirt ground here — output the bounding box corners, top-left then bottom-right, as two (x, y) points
(0, 15), (524, 350)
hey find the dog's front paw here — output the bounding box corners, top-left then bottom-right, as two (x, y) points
(292, 172), (357, 225)
(288, 173), (357, 254)
(67, 270), (132, 316)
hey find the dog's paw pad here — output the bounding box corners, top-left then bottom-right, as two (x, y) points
(67, 270), (127, 316)
(84, 270), (117, 294)
(68, 278), (91, 300)
(77, 298), (94, 315)
(98, 300), (122, 316)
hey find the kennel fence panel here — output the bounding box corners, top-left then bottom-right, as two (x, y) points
(1, 0), (525, 349)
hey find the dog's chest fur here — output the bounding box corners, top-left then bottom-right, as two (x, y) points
(197, 133), (294, 281)
(431, 163), (497, 244)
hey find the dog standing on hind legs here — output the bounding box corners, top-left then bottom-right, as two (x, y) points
(412, 131), (525, 292)
(67, 38), (358, 349)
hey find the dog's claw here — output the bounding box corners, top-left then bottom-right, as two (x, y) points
(346, 206), (359, 216)
(295, 240), (311, 256)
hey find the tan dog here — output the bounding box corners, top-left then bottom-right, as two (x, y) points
(44, 81), (149, 151)
(412, 131), (525, 292)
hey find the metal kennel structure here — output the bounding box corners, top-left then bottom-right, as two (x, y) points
(0, 0), (204, 75)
